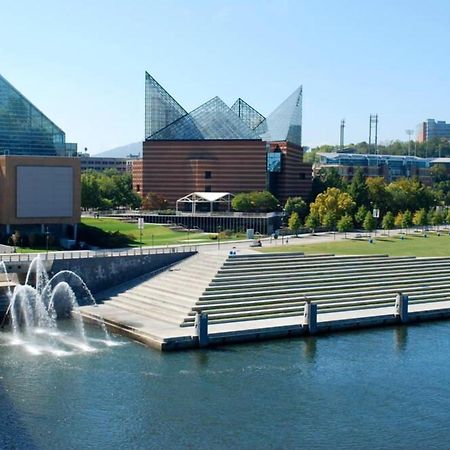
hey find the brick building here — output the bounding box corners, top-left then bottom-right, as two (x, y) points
(133, 73), (312, 206)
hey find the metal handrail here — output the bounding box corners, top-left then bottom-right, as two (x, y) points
(0, 245), (198, 263)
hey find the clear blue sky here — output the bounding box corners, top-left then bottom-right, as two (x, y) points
(1, 0), (449, 153)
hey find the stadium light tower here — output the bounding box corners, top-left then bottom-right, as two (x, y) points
(405, 129), (414, 156)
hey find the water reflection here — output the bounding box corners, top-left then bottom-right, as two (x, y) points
(394, 326), (408, 352)
(303, 336), (317, 362)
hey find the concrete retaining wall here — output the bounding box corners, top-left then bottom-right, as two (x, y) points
(49, 252), (195, 302)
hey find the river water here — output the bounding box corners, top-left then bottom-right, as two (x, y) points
(1, 320), (450, 450)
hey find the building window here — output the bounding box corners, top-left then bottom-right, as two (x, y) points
(136, 184), (140, 192)
(205, 185), (212, 192)
(204, 171), (212, 179)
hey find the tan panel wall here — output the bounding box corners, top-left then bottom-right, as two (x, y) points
(0, 156), (81, 225)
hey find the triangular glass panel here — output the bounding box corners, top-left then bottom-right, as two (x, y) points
(256, 86), (302, 146)
(231, 98), (265, 130)
(0, 73), (71, 156)
(145, 72), (187, 139)
(148, 96), (260, 140)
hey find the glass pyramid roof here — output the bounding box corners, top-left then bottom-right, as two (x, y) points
(145, 72), (187, 139)
(231, 98), (265, 130)
(148, 96), (260, 141)
(0, 73), (73, 156)
(256, 86), (303, 147)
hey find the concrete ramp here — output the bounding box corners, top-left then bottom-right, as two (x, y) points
(80, 253), (227, 342)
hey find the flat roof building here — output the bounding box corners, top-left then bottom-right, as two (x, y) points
(133, 72), (312, 206)
(0, 155), (81, 241)
(315, 152), (432, 184)
(417, 119), (450, 143)
(0, 73), (77, 157)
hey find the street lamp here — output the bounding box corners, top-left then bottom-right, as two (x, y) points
(217, 225), (221, 250)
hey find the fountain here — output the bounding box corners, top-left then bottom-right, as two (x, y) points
(0, 255), (117, 356)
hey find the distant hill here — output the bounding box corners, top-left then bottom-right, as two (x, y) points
(94, 141), (142, 158)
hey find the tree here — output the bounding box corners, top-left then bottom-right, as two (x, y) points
(284, 197), (308, 220)
(309, 187), (355, 226)
(432, 209), (445, 230)
(446, 208), (450, 225)
(305, 212), (320, 234)
(430, 164), (448, 183)
(363, 211), (376, 234)
(394, 212), (404, 230)
(355, 205), (369, 227)
(366, 177), (391, 215)
(232, 191), (279, 212)
(337, 214), (353, 238)
(387, 178), (436, 214)
(347, 168), (369, 208)
(381, 211), (395, 236)
(413, 209), (427, 231)
(402, 210), (413, 232)
(322, 211), (338, 231)
(288, 212), (301, 236)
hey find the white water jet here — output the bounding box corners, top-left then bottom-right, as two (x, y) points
(1, 255), (114, 356)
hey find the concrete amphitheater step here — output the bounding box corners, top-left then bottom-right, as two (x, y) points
(210, 260), (450, 285)
(205, 268), (450, 294)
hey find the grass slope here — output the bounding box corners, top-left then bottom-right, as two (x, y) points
(81, 218), (212, 246)
(260, 233), (450, 257)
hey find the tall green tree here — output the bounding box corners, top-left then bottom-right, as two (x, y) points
(309, 187), (355, 226)
(381, 211), (395, 236)
(288, 212), (301, 236)
(337, 214), (353, 238)
(284, 197), (308, 220)
(347, 168), (369, 208)
(355, 205), (369, 227)
(363, 212), (376, 234)
(305, 212), (320, 234)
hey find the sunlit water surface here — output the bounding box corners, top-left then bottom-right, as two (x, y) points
(1, 321), (450, 449)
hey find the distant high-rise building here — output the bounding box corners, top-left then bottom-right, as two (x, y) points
(417, 119), (450, 143)
(0, 73), (77, 156)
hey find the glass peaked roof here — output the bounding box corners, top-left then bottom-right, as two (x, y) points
(148, 96), (260, 141)
(256, 86), (303, 147)
(144, 72), (302, 145)
(231, 98), (265, 130)
(145, 72), (187, 139)
(0, 73), (75, 156)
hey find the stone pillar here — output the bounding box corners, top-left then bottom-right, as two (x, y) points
(395, 293), (409, 323)
(195, 312), (209, 347)
(303, 301), (318, 334)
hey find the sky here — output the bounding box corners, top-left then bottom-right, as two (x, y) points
(1, 0), (449, 153)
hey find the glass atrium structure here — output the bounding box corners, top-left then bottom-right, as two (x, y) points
(0, 73), (76, 156)
(145, 72), (303, 146)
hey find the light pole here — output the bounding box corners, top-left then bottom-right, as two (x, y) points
(45, 226), (50, 254)
(217, 225), (221, 251)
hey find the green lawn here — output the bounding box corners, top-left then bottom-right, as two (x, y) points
(260, 233), (450, 257)
(80, 217), (244, 247)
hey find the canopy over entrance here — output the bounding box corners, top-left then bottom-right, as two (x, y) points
(176, 192), (234, 214)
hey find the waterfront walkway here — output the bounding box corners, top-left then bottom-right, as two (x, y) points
(80, 252), (450, 350)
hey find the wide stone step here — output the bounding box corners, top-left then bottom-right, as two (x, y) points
(221, 254), (416, 268)
(200, 280), (450, 303)
(205, 268), (450, 293)
(107, 298), (185, 325)
(211, 261), (450, 285)
(215, 258), (438, 276)
(111, 291), (192, 313)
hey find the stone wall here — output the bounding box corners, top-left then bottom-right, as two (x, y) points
(49, 251), (195, 305)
